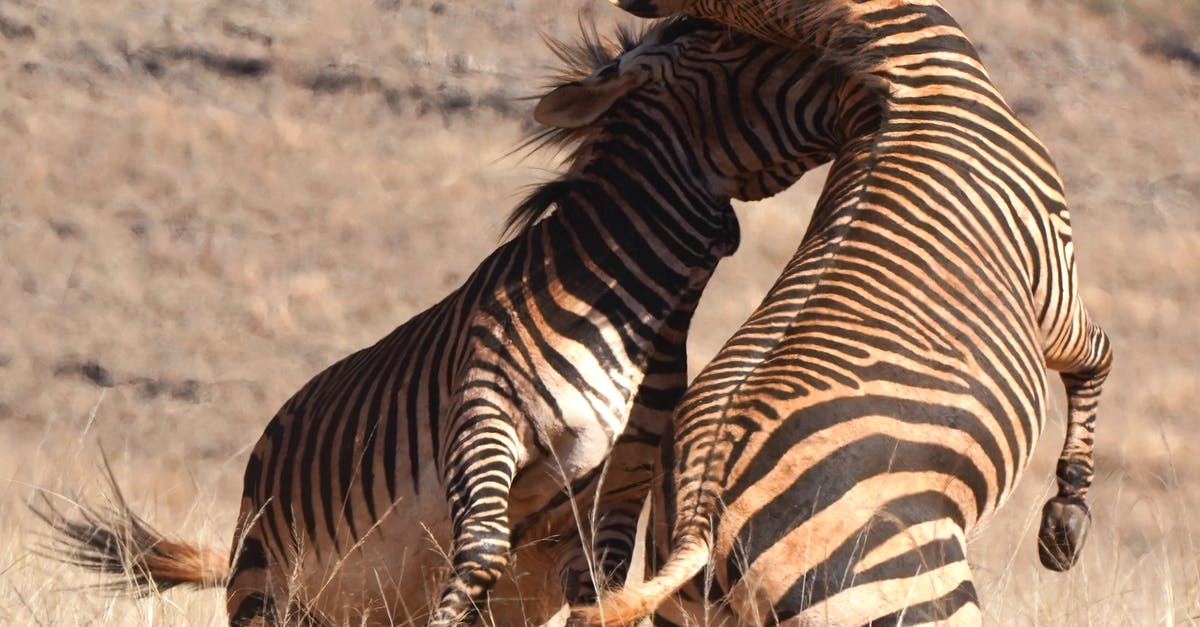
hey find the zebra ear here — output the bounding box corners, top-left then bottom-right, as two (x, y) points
(534, 66), (648, 129)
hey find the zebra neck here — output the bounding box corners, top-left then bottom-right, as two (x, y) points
(803, 0), (1064, 217)
(742, 1), (988, 92)
(559, 137), (740, 264)
(801, 134), (880, 243)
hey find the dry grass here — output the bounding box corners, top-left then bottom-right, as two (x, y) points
(0, 0), (1197, 624)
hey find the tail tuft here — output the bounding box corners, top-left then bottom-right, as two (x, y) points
(29, 458), (227, 595)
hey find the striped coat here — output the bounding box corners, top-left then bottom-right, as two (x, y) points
(574, 1), (1114, 625)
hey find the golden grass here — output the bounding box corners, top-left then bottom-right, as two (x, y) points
(1, 0), (1197, 624)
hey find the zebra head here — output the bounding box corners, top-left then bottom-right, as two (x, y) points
(608, 0), (694, 18)
(610, 0), (868, 54)
(609, 0), (797, 29)
(534, 16), (862, 203)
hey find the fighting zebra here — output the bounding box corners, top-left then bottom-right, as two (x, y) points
(571, 0), (1114, 624)
(35, 17), (865, 626)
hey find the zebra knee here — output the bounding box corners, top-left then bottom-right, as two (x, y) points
(453, 539), (510, 586)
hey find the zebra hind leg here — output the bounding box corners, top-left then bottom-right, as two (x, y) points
(556, 492), (644, 605)
(556, 423), (664, 605)
(558, 333), (687, 604)
(428, 422), (521, 627)
(1040, 318), (1113, 571)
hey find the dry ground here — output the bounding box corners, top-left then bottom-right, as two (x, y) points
(0, 0), (1197, 624)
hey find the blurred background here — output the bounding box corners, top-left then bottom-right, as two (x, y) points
(0, 0), (1196, 624)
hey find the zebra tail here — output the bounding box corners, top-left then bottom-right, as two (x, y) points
(29, 460), (227, 596)
(566, 536), (710, 626)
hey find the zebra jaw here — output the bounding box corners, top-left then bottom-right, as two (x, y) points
(1037, 495), (1092, 572)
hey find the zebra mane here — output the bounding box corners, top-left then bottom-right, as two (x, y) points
(502, 7), (890, 236)
(503, 17), (698, 236)
(750, 0), (886, 77)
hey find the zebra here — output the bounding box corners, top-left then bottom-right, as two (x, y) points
(570, 0), (1114, 624)
(34, 17), (867, 627)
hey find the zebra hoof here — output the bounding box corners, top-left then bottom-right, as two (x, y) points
(1037, 496), (1091, 571)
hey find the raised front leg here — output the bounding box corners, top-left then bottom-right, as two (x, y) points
(558, 338), (688, 604)
(429, 400), (522, 627)
(1040, 310), (1113, 571)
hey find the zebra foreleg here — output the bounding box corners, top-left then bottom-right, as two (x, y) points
(429, 417), (521, 627)
(1040, 315), (1113, 571)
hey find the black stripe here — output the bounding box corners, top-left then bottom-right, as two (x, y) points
(866, 578), (978, 625)
(726, 432), (986, 588)
(234, 536), (269, 572)
(767, 491), (968, 618)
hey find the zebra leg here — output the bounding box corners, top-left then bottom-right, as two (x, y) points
(429, 409), (521, 627)
(559, 333), (687, 603)
(1040, 310), (1113, 571)
(226, 537), (280, 627)
(227, 477), (286, 627)
(556, 432), (655, 604)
